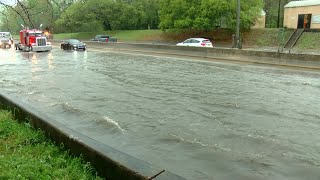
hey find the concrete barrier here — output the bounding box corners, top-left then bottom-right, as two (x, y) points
(0, 93), (186, 180)
(50, 40), (320, 69)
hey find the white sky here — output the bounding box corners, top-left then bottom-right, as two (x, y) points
(0, 0), (16, 5)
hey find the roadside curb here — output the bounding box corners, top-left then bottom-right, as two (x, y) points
(0, 93), (187, 180)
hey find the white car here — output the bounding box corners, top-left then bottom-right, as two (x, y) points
(176, 38), (213, 47)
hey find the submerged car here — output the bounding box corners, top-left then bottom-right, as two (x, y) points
(61, 39), (86, 51)
(91, 35), (117, 42)
(0, 32), (13, 44)
(176, 38), (213, 47)
(0, 36), (12, 49)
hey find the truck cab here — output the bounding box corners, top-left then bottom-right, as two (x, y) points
(15, 29), (52, 52)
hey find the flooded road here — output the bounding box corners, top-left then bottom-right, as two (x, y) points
(1, 47), (320, 180)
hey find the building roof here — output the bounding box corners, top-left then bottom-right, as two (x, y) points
(284, 0), (320, 8)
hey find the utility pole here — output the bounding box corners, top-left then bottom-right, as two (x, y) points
(236, 0), (241, 49)
(277, 0), (281, 28)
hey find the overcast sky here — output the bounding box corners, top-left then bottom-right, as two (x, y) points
(0, 0), (16, 5)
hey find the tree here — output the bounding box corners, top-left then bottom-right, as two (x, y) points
(159, 0), (263, 31)
(0, 0), (78, 33)
(132, 0), (160, 29)
(55, 0), (151, 31)
(264, 0), (292, 28)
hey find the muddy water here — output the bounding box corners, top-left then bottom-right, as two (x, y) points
(1, 48), (320, 180)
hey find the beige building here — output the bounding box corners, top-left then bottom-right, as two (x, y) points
(284, 0), (320, 29)
(252, 10), (266, 28)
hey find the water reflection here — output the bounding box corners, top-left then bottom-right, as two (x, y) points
(73, 50), (78, 60)
(1, 48), (320, 180)
(47, 52), (55, 69)
(0, 49), (17, 62)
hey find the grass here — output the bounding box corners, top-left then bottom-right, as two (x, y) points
(294, 32), (320, 50)
(0, 110), (104, 180)
(243, 28), (294, 47)
(52, 28), (300, 47)
(53, 30), (163, 42)
(16, 28), (320, 51)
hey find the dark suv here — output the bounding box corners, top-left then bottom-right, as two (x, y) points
(91, 35), (117, 42)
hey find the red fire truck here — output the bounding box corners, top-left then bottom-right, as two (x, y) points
(15, 29), (52, 52)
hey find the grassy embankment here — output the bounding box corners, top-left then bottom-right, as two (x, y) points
(52, 28), (320, 51)
(295, 32), (320, 51)
(53, 30), (163, 42)
(0, 110), (103, 180)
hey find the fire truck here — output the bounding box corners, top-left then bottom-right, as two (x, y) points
(15, 29), (52, 52)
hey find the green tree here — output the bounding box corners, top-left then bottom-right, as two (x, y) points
(0, 0), (72, 33)
(159, 0), (263, 31)
(55, 0), (149, 31)
(132, 0), (160, 29)
(264, 0), (292, 28)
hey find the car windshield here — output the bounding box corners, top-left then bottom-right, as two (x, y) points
(28, 33), (43, 37)
(0, 35), (8, 39)
(0, 32), (11, 37)
(69, 39), (80, 43)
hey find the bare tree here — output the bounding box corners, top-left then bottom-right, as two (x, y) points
(0, 0), (28, 27)
(0, 0), (59, 30)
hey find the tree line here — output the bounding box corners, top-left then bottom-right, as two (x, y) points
(0, 0), (285, 34)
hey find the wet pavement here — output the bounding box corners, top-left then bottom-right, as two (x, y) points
(1, 47), (320, 180)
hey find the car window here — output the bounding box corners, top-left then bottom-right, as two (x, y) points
(28, 33), (43, 37)
(202, 40), (211, 43)
(183, 39), (192, 43)
(191, 39), (200, 43)
(69, 39), (80, 43)
(0, 32), (11, 38)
